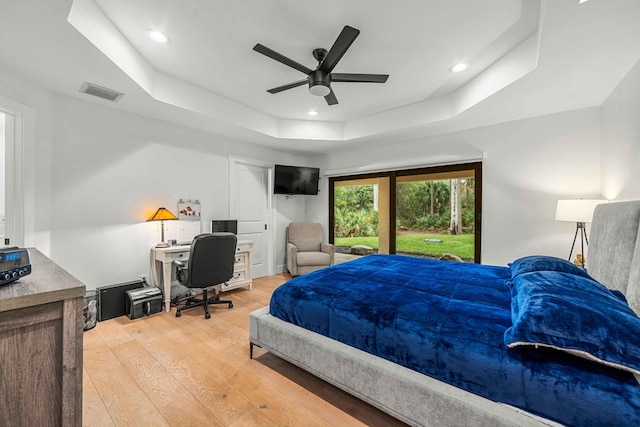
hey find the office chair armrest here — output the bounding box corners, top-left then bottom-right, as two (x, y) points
(173, 259), (188, 284)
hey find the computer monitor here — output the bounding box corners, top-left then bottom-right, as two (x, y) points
(211, 220), (238, 234)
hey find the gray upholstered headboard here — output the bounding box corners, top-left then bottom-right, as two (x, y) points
(588, 200), (640, 313)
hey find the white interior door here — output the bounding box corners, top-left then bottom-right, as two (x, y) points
(232, 162), (270, 278)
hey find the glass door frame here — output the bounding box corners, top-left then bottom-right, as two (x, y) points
(329, 162), (482, 263)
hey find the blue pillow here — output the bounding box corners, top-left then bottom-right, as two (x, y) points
(509, 255), (592, 280)
(504, 271), (640, 375)
(509, 255), (628, 303)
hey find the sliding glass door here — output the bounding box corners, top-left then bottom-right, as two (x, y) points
(396, 168), (479, 262)
(330, 163), (481, 263)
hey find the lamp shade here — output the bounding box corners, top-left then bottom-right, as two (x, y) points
(146, 207), (178, 222)
(555, 199), (607, 223)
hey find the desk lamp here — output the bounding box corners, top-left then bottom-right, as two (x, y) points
(147, 207), (178, 248)
(555, 199), (606, 267)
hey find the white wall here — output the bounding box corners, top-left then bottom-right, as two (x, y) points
(50, 95), (308, 289)
(601, 58), (640, 201)
(313, 108), (603, 266)
(273, 194), (308, 270)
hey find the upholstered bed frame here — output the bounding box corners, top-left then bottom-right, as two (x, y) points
(249, 200), (640, 426)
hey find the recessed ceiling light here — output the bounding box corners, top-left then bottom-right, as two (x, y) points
(308, 110), (318, 116)
(147, 30), (171, 44)
(450, 63), (468, 73)
(579, 0), (589, 3)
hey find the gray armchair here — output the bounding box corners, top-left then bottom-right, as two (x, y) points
(286, 222), (334, 276)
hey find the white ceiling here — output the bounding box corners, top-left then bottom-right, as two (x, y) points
(1, 0), (639, 154)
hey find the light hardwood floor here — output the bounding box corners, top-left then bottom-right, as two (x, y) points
(82, 273), (407, 426)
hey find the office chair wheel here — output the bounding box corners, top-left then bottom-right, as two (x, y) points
(228, 302), (233, 309)
(176, 311), (181, 317)
(205, 312), (211, 319)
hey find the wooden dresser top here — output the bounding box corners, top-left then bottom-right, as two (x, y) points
(0, 248), (85, 313)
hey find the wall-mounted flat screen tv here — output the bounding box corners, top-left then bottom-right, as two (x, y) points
(274, 164), (320, 195)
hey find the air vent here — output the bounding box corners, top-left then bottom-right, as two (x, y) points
(79, 82), (125, 103)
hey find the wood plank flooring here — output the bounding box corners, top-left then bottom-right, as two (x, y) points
(82, 274), (407, 426)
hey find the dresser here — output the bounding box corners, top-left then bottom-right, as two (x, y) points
(151, 240), (253, 312)
(0, 248), (85, 427)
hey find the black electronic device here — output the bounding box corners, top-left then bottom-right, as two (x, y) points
(274, 164), (320, 195)
(211, 219), (238, 234)
(0, 247), (31, 286)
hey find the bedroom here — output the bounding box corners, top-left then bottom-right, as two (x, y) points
(0, 0), (640, 425)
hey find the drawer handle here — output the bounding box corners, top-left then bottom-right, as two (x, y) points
(235, 257), (241, 263)
(234, 273), (241, 279)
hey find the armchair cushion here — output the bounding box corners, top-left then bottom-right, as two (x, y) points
(297, 251), (331, 267)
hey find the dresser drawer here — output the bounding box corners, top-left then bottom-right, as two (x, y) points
(236, 242), (252, 253)
(167, 251), (189, 262)
(228, 269), (247, 284)
(234, 253), (248, 268)
(222, 270), (248, 291)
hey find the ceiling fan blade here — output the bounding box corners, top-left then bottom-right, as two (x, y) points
(267, 79), (308, 94)
(253, 44), (312, 75)
(331, 73), (389, 83)
(318, 26), (360, 73)
(324, 90), (338, 105)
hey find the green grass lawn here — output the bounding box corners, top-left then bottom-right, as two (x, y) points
(335, 234), (475, 260)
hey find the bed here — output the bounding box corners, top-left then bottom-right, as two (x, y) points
(249, 200), (640, 426)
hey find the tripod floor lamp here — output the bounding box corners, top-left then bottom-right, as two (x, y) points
(555, 199), (607, 268)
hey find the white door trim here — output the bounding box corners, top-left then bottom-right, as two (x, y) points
(229, 156), (273, 276)
(0, 94), (36, 248)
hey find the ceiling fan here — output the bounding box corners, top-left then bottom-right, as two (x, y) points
(253, 25), (389, 105)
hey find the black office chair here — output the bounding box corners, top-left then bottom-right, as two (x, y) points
(173, 233), (236, 319)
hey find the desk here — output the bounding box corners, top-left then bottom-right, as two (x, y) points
(151, 240), (253, 312)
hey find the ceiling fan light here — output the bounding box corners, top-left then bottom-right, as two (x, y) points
(309, 84), (331, 97)
(309, 70), (331, 97)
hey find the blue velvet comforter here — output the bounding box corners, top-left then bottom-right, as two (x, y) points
(269, 255), (640, 426)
